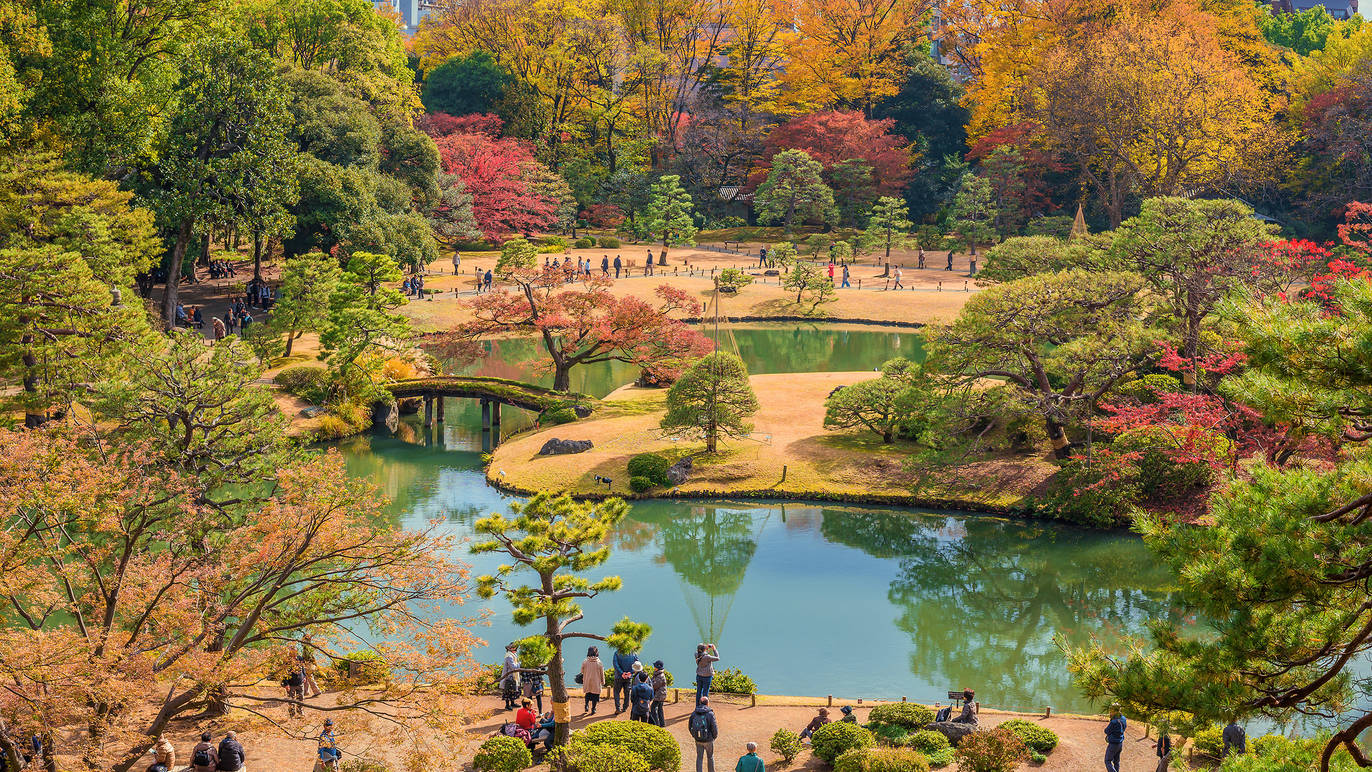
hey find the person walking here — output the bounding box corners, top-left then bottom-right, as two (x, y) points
(190, 732), (218, 772)
(215, 732), (245, 772)
(212, 316), (226, 341)
(521, 661), (546, 713)
(283, 661), (305, 718)
(735, 742), (764, 772)
(892, 266), (904, 290)
(917, 248), (926, 269)
(612, 647), (640, 714)
(840, 264), (850, 288)
(827, 262), (835, 285)
(1222, 720), (1246, 758)
(945, 251), (955, 271)
(452, 252), (461, 275)
(580, 646), (605, 715)
(758, 247), (767, 268)
(1104, 703), (1126, 772)
(317, 718), (342, 769)
(695, 643), (719, 704)
(601, 256), (610, 277)
(613, 255), (622, 279)
(1154, 727), (1172, 772)
(650, 660), (668, 727)
(689, 697), (719, 772)
(645, 256), (654, 276)
(630, 671), (654, 722)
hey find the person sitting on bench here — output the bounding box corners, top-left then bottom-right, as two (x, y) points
(951, 690), (977, 724)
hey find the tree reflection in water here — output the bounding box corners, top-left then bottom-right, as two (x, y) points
(647, 504), (765, 644)
(821, 509), (1185, 711)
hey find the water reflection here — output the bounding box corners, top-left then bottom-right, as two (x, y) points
(649, 505), (764, 644)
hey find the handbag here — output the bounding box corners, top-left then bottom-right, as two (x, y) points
(575, 673), (584, 684)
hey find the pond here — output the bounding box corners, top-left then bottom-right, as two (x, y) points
(333, 324), (1182, 714)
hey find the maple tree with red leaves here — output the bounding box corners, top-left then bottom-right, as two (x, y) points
(750, 110), (912, 195)
(966, 122), (1068, 232)
(425, 113), (559, 240)
(455, 277), (712, 391)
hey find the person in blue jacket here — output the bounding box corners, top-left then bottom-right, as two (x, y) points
(611, 648), (640, 714)
(1104, 703), (1126, 772)
(630, 671), (655, 722)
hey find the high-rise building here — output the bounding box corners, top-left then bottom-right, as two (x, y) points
(374, 0), (433, 34)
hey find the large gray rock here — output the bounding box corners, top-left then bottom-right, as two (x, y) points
(666, 457), (693, 485)
(573, 404), (593, 418)
(928, 721), (979, 747)
(538, 438), (593, 455)
(371, 401), (399, 433)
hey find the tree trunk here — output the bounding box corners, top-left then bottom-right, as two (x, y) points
(285, 329), (297, 357)
(882, 429), (893, 443)
(552, 364), (572, 393)
(252, 231), (264, 285)
(1047, 420), (1072, 459)
(161, 219), (195, 327)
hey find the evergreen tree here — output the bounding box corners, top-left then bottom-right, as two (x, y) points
(949, 173), (1000, 255)
(864, 196), (914, 261)
(661, 353), (760, 453)
(754, 149), (835, 234)
(644, 174), (697, 266)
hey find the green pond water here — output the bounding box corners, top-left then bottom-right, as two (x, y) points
(334, 325), (1184, 713)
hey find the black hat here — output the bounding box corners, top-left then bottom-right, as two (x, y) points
(653, 660), (664, 669)
(840, 705), (853, 714)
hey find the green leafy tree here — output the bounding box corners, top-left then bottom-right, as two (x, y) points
(270, 251), (342, 356)
(783, 261), (837, 311)
(770, 241), (799, 266)
(949, 173), (1000, 255)
(144, 36), (298, 327)
(864, 196), (913, 262)
(978, 235), (1105, 284)
(661, 352), (760, 453)
(422, 50), (514, 118)
(473, 493), (652, 745)
(927, 270), (1152, 457)
(872, 52), (970, 221)
(320, 251), (410, 375)
(644, 175), (697, 265)
(753, 149), (835, 234)
(824, 358), (924, 443)
(714, 268), (754, 292)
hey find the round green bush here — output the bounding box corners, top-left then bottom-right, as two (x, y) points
(907, 731), (950, 755)
(870, 723), (910, 747)
(331, 650), (387, 685)
(274, 364), (328, 399)
(598, 236), (621, 248)
(812, 722), (876, 765)
(834, 748), (930, 772)
(544, 407), (578, 425)
(868, 703), (934, 730)
(576, 721), (681, 772)
(1028, 751), (1045, 764)
(553, 743), (651, 772)
(996, 720), (1057, 754)
(1192, 726), (1224, 759)
(629, 475), (654, 493)
(474, 736), (533, 772)
(627, 453), (671, 486)
(771, 728), (803, 763)
(1113, 373), (1182, 403)
(953, 728), (1026, 772)
(711, 667), (756, 695)
(574, 237), (596, 249)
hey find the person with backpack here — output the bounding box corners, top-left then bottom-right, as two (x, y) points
(318, 718), (342, 768)
(611, 647), (640, 714)
(1222, 720), (1246, 758)
(951, 689), (977, 724)
(695, 643), (719, 704)
(580, 646), (605, 715)
(735, 742), (764, 772)
(190, 732), (218, 772)
(1104, 703), (1126, 772)
(484, 269), (494, 292)
(650, 660), (668, 727)
(215, 731), (245, 772)
(284, 662), (306, 717)
(689, 696), (719, 772)
(630, 671), (654, 722)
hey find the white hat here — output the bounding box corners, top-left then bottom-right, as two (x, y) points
(632, 661), (643, 672)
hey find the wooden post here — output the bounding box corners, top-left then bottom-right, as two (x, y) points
(827, 695), (833, 707)
(436, 396), (445, 422)
(750, 694), (756, 707)
(481, 399), (491, 452)
(492, 401), (502, 447)
(901, 696), (907, 702)
(1045, 706), (1052, 718)
(674, 689), (679, 703)
(424, 394), (434, 428)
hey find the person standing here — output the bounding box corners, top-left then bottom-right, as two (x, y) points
(689, 697), (719, 772)
(917, 248), (926, 269)
(521, 662), (546, 713)
(630, 671), (654, 722)
(650, 660), (668, 727)
(758, 248), (767, 268)
(695, 643), (719, 704)
(840, 264), (850, 288)
(612, 647), (640, 714)
(892, 266), (904, 290)
(500, 643), (520, 710)
(645, 256), (654, 276)
(190, 732), (218, 772)
(1222, 720), (1246, 758)
(827, 262), (834, 285)
(613, 255), (622, 279)
(580, 646), (605, 715)
(452, 251), (461, 275)
(1154, 727), (1172, 772)
(215, 732), (245, 772)
(735, 742), (764, 772)
(212, 316), (226, 341)
(1104, 703), (1126, 772)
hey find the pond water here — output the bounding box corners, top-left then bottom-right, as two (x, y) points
(333, 325), (1184, 714)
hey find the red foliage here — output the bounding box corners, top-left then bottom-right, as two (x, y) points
(420, 112), (505, 138)
(429, 114), (558, 240)
(966, 122), (1067, 219)
(750, 110), (912, 193)
(581, 204), (625, 228)
(1338, 201), (1372, 256)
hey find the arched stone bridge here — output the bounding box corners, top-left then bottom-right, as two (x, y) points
(383, 376), (591, 449)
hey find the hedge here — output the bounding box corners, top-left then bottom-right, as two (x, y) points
(868, 703), (934, 731)
(812, 722), (876, 765)
(906, 731), (950, 755)
(475, 736), (533, 772)
(551, 743), (651, 772)
(996, 720), (1057, 754)
(834, 747), (930, 772)
(574, 721), (680, 772)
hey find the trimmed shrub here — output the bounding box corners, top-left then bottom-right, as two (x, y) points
(475, 736), (533, 772)
(869, 703), (934, 730)
(1192, 726), (1224, 759)
(1035, 455), (1141, 528)
(1112, 373), (1182, 404)
(925, 748), (954, 769)
(275, 364), (328, 398)
(552, 743), (651, 772)
(771, 729), (803, 763)
(575, 721), (680, 772)
(907, 731), (951, 755)
(627, 453), (671, 486)
(996, 720), (1057, 754)
(834, 748), (867, 772)
(599, 236), (621, 248)
(953, 728), (1026, 772)
(574, 237), (596, 249)
(835, 748), (930, 772)
(870, 724), (911, 747)
(332, 650), (387, 685)
(1028, 751), (1045, 764)
(629, 476), (654, 493)
(544, 407), (578, 425)
(341, 761), (390, 772)
(812, 722), (876, 765)
(712, 667), (756, 694)
(1112, 425), (1231, 496)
